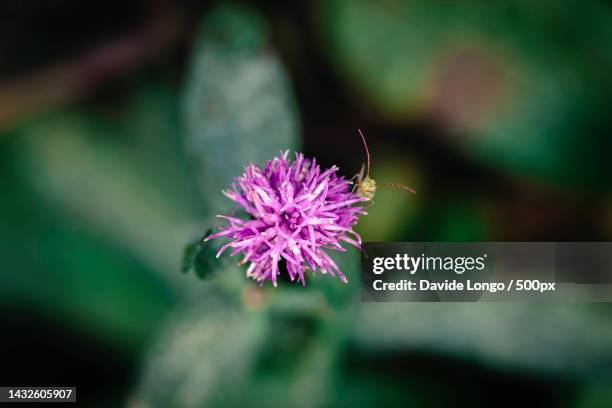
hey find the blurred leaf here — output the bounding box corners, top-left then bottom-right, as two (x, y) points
(135, 293), (346, 407)
(183, 4), (301, 213)
(0, 140), (173, 351)
(14, 87), (203, 295)
(350, 303), (612, 377)
(120, 85), (205, 216)
(135, 306), (267, 407)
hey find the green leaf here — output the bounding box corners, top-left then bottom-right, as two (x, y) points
(181, 232), (209, 273)
(350, 303), (612, 376)
(136, 307), (267, 407)
(0, 140), (173, 352)
(134, 290), (348, 407)
(183, 4), (301, 213)
(181, 228), (226, 280)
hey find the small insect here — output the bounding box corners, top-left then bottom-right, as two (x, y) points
(352, 129), (416, 203)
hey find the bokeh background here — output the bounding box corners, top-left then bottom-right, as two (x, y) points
(1, 1), (612, 407)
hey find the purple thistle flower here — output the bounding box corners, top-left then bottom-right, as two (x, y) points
(204, 151), (369, 286)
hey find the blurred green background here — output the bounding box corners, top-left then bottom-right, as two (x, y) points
(1, 1), (612, 407)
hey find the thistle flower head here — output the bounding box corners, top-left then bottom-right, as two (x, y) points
(205, 151), (368, 286)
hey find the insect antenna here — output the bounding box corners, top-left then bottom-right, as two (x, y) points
(357, 128), (371, 177)
(379, 182), (416, 194)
